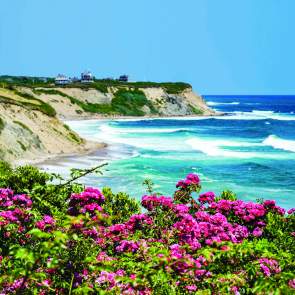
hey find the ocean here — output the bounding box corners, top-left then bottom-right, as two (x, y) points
(39, 95), (295, 208)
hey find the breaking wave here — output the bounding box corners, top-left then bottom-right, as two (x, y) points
(263, 135), (295, 153)
(207, 101), (240, 106)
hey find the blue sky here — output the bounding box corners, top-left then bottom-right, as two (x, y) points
(0, 0), (294, 94)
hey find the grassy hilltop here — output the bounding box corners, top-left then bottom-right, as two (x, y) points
(0, 75), (197, 117)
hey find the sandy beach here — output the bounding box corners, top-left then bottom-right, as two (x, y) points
(13, 140), (107, 167)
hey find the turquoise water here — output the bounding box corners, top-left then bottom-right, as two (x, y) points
(40, 96), (295, 208)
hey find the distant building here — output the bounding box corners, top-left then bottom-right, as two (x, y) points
(118, 75), (129, 82)
(55, 74), (70, 85)
(81, 70), (94, 83)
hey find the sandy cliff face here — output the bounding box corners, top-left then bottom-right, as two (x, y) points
(0, 103), (101, 165)
(142, 87), (215, 116)
(21, 86), (216, 119)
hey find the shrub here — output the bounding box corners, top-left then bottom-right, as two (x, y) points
(111, 88), (158, 116)
(102, 187), (141, 223)
(0, 164), (51, 194)
(0, 166), (294, 294)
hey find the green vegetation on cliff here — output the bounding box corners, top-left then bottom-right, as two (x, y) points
(0, 86), (56, 117)
(0, 76), (208, 118)
(111, 88), (158, 116)
(34, 88), (159, 116)
(0, 75), (191, 94)
(0, 117), (4, 135)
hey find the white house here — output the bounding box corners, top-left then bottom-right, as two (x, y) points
(55, 74), (70, 85)
(81, 70), (94, 83)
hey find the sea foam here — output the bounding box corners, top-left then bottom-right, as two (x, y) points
(263, 135), (295, 153)
(207, 101), (240, 106)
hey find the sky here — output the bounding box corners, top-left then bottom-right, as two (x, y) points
(0, 0), (294, 94)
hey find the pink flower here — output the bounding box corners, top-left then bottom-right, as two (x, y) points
(36, 215), (55, 231)
(252, 227), (263, 237)
(173, 204), (189, 215)
(69, 187), (105, 216)
(288, 279), (295, 289)
(176, 173), (200, 189)
(141, 195), (173, 211)
(198, 191), (215, 203)
(43, 215), (55, 224)
(263, 200), (276, 208)
(259, 258), (281, 277)
(115, 240), (139, 253)
(185, 285), (197, 292)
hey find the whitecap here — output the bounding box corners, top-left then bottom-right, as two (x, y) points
(207, 101), (240, 106)
(102, 126), (191, 134)
(185, 136), (290, 159)
(215, 111), (295, 121)
(186, 138), (262, 158)
(263, 135), (295, 153)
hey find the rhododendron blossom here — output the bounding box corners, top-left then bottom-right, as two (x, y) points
(259, 258), (281, 277)
(0, 172), (293, 294)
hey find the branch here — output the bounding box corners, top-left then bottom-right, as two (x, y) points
(57, 162), (108, 188)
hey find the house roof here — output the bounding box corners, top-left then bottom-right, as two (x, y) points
(55, 74), (69, 81)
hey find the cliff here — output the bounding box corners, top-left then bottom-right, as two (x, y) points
(0, 79), (216, 164)
(0, 87), (103, 164)
(15, 83), (216, 119)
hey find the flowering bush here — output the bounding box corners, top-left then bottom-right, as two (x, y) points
(0, 166), (294, 294)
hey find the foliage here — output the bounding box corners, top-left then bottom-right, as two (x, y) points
(0, 164), (294, 294)
(102, 187), (141, 223)
(1, 77), (194, 118)
(0, 75), (192, 94)
(35, 87), (158, 116)
(93, 80), (191, 94)
(0, 117), (4, 135)
(14, 89), (56, 117)
(0, 87), (56, 117)
(111, 88), (158, 116)
(33, 88), (114, 115)
(189, 104), (203, 115)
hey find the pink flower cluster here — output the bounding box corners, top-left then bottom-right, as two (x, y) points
(1, 278), (27, 293)
(198, 191), (215, 204)
(115, 240), (139, 253)
(259, 258), (281, 277)
(173, 211), (250, 250)
(0, 173), (293, 294)
(0, 189), (32, 229)
(0, 188), (32, 209)
(169, 244), (210, 277)
(68, 187), (105, 216)
(176, 173), (200, 189)
(263, 200), (286, 215)
(210, 199), (266, 222)
(36, 215), (55, 231)
(141, 195), (173, 211)
(95, 270), (151, 294)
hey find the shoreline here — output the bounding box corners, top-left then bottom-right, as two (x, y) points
(13, 112), (224, 167)
(13, 141), (107, 167)
(60, 111), (224, 122)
